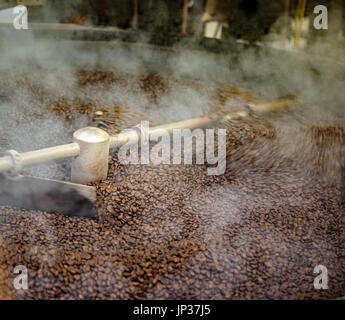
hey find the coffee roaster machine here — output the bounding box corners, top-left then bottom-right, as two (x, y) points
(0, 0), (344, 218)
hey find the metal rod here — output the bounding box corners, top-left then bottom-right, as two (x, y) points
(0, 117), (211, 173)
(0, 143), (80, 173)
(294, 0), (307, 51)
(0, 156), (11, 172)
(109, 116), (211, 148)
(21, 143), (80, 166)
(0, 98), (295, 174)
(182, 0), (189, 35)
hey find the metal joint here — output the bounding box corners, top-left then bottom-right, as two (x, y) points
(4, 149), (23, 175)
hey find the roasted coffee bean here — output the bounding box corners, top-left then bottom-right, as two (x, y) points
(0, 70), (344, 299)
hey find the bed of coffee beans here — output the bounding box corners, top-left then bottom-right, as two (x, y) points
(0, 71), (344, 299)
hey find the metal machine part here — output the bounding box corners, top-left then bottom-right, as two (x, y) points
(0, 174), (97, 218)
(71, 127), (110, 185)
(0, 97), (295, 217)
(0, 98), (296, 176)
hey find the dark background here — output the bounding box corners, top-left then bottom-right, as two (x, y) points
(23, 0), (344, 42)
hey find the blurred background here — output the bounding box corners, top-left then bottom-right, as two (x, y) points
(0, 0), (344, 53)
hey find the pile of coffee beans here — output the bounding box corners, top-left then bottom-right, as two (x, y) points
(0, 71), (344, 299)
